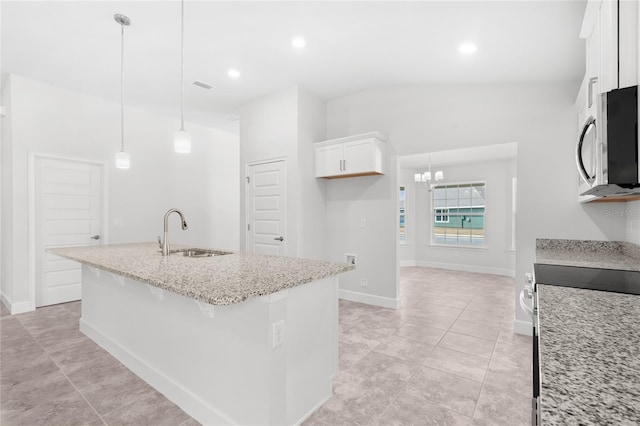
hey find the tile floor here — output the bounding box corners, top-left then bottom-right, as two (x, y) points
(304, 267), (532, 426)
(0, 267), (532, 425)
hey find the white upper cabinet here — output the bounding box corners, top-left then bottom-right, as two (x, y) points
(314, 132), (386, 179)
(580, 0), (638, 107)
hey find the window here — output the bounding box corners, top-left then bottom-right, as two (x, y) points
(434, 208), (449, 223)
(431, 182), (486, 246)
(399, 186), (406, 243)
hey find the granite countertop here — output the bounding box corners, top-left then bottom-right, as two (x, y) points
(536, 239), (640, 272)
(49, 243), (354, 306)
(537, 284), (640, 425)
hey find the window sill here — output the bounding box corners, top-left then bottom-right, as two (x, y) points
(427, 243), (489, 251)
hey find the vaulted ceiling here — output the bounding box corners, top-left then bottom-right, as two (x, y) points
(2, 1), (586, 134)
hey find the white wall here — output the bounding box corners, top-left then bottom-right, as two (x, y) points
(297, 89), (327, 260)
(325, 145), (399, 308)
(1, 76), (14, 305)
(409, 159), (516, 277)
(326, 82), (628, 332)
(1, 75), (240, 313)
(239, 86), (327, 260)
(626, 201), (640, 243)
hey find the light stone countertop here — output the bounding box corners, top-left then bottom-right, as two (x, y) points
(537, 284), (640, 425)
(536, 239), (640, 272)
(49, 243), (354, 305)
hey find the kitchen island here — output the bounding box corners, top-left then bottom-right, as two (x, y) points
(49, 243), (354, 426)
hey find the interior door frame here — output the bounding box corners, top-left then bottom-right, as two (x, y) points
(244, 156), (287, 256)
(28, 152), (109, 311)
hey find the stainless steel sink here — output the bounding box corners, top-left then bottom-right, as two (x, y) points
(181, 248), (233, 258)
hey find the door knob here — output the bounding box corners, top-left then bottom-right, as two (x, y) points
(274, 236), (284, 241)
(90, 235), (100, 240)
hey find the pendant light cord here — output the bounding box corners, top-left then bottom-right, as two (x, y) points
(180, 0), (185, 131)
(120, 22), (125, 152)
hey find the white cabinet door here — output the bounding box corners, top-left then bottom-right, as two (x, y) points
(315, 144), (343, 177)
(585, 14), (601, 114)
(314, 132), (386, 178)
(619, 0), (638, 87)
(343, 139), (373, 175)
(598, 0), (618, 93)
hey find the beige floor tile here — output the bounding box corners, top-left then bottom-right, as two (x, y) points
(339, 341), (372, 373)
(0, 268), (530, 426)
(484, 359), (532, 397)
(373, 335), (435, 365)
(458, 309), (505, 326)
(0, 389), (102, 426)
(0, 370), (77, 413)
(449, 319), (501, 341)
(472, 383), (531, 426)
(424, 347), (490, 382)
(350, 351), (420, 384)
(438, 332), (496, 359)
(80, 367), (156, 415)
(492, 331), (532, 369)
(395, 323), (447, 345)
(405, 313), (458, 330)
(322, 371), (405, 425)
(378, 390), (472, 426)
(102, 387), (191, 425)
(407, 366), (483, 417)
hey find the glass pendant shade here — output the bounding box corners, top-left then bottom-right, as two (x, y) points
(434, 170), (444, 181)
(115, 151), (130, 169)
(174, 129), (191, 153)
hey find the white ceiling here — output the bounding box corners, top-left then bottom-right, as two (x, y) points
(399, 141), (518, 169)
(2, 1), (586, 134)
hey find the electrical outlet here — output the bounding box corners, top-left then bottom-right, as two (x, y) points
(272, 320), (285, 348)
(360, 218), (366, 228)
(359, 278), (368, 288)
(114, 217), (124, 227)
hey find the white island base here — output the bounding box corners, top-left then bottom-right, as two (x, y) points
(79, 265), (339, 425)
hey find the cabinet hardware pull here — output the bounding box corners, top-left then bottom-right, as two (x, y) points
(588, 77), (598, 108)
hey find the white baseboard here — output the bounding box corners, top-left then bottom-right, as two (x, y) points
(513, 319), (532, 336)
(80, 319), (237, 426)
(412, 260), (515, 278)
(1, 293), (34, 315)
(399, 260), (416, 267)
(339, 289), (399, 309)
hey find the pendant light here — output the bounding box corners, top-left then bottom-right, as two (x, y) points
(114, 14), (131, 169)
(174, 0), (191, 153)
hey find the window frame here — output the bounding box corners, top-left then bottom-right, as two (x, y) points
(430, 181), (487, 248)
(399, 185), (407, 245)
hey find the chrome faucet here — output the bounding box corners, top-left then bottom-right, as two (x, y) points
(162, 208), (188, 256)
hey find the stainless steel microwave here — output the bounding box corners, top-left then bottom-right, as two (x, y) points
(576, 85), (639, 197)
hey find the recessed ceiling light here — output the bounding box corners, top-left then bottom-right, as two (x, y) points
(291, 36), (306, 49)
(459, 42), (477, 55)
(227, 68), (241, 79)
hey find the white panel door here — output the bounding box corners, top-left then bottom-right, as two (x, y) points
(247, 160), (286, 256)
(35, 157), (103, 307)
